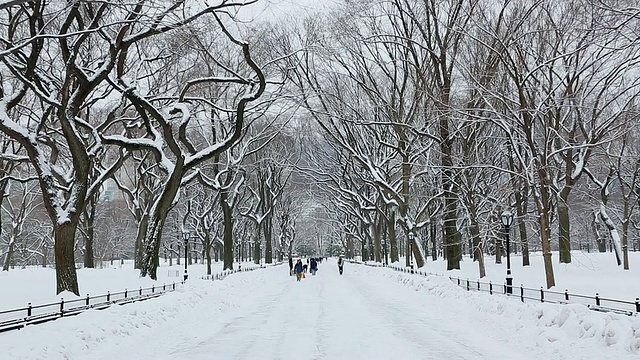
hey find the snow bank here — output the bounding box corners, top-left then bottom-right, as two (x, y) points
(0, 269), (268, 360)
(365, 266), (640, 358)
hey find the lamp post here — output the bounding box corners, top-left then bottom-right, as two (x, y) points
(408, 231), (414, 272)
(501, 210), (514, 294)
(182, 230), (190, 281)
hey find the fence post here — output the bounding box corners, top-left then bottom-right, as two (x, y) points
(540, 287), (544, 303)
(86, 294), (90, 306)
(489, 281), (493, 295)
(565, 289), (569, 301)
(27, 302), (32, 317)
(60, 298), (64, 317)
(107, 291), (110, 302)
(595, 293), (600, 306)
(636, 298), (639, 313)
(520, 285), (524, 302)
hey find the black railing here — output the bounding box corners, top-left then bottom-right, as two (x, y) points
(0, 261), (282, 334)
(346, 259), (639, 316)
(448, 276), (640, 316)
(0, 282), (179, 333)
(200, 263), (277, 281)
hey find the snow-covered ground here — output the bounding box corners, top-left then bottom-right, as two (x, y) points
(1, 252), (639, 359)
(420, 250), (640, 300)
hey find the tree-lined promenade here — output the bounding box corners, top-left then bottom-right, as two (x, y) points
(0, 0), (639, 295)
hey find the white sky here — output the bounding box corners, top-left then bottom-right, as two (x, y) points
(1, 252), (640, 359)
(237, 0), (339, 22)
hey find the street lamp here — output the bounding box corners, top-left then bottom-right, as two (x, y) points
(501, 210), (514, 294)
(182, 230), (190, 281)
(408, 231), (414, 273)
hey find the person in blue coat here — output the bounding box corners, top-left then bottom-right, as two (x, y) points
(294, 259), (304, 281)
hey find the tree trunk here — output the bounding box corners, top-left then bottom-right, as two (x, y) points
(558, 190), (571, 263)
(54, 223), (80, 295)
(134, 214), (149, 269)
(430, 221), (437, 261)
(399, 139), (425, 268)
(495, 235), (502, 264)
(470, 222), (485, 278)
(139, 164), (184, 279)
(374, 216), (382, 263)
(265, 213), (273, 264)
(440, 110), (461, 270)
(2, 240), (14, 271)
(513, 184), (530, 267)
(622, 202), (629, 270)
(205, 234), (212, 275)
(84, 227), (94, 268)
(518, 209), (530, 266)
(591, 210), (607, 252)
(405, 232), (411, 267)
(42, 244), (48, 268)
(389, 212), (399, 263)
(443, 192), (460, 269)
(253, 224), (261, 265)
(535, 167), (556, 289)
(139, 216), (166, 280)
(83, 197), (96, 268)
(221, 188), (234, 270)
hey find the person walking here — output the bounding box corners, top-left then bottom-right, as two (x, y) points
(294, 259), (304, 281)
(338, 256), (344, 275)
(310, 258), (318, 275)
(289, 256), (293, 276)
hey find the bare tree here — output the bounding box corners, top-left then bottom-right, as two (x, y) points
(99, 9), (266, 279)
(1, 181), (41, 270)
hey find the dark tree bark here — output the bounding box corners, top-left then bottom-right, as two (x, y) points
(389, 211), (399, 263)
(82, 193), (98, 268)
(221, 187), (234, 270)
(54, 223), (80, 295)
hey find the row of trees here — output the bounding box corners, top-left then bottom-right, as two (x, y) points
(0, 0), (313, 295)
(2, 0), (640, 295)
(283, 0), (640, 289)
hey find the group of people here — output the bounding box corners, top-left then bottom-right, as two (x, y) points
(288, 256), (345, 281)
(289, 257), (319, 281)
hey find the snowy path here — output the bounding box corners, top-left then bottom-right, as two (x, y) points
(86, 260), (544, 360)
(4, 259), (638, 360)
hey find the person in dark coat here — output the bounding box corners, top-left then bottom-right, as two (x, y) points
(338, 256), (344, 275)
(310, 258), (318, 275)
(294, 259), (304, 281)
(289, 257), (294, 276)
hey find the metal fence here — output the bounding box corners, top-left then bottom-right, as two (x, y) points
(200, 263), (279, 281)
(449, 276), (640, 316)
(349, 259), (639, 316)
(0, 261), (283, 333)
(0, 282), (179, 333)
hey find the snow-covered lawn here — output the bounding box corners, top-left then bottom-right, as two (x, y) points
(379, 250), (640, 301)
(0, 260), (259, 311)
